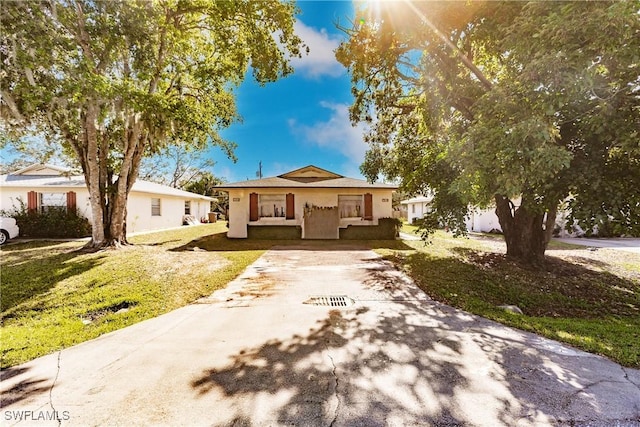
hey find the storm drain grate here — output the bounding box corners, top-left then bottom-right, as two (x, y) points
(304, 295), (354, 307)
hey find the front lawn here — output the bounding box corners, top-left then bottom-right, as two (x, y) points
(0, 223), (263, 368)
(386, 226), (640, 367)
(3, 222), (638, 369)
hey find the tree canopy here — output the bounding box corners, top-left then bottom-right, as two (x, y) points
(1, 0), (305, 247)
(337, 0), (640, 264)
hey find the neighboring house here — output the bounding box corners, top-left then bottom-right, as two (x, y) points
(465, 206), (503, 233)
(0, 164), (215, 234)
(400, 194), (505, 232)
(401, 195), (433, 224)
(215, 165), (397, 239)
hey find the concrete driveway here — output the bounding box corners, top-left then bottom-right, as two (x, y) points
(2, 246), (639, 426)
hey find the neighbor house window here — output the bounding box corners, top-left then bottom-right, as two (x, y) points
(258, 194), (286, 218)
(40, 193), (66, 213)
(151, 198), (161, 216)
(184, 201), (191, 215)
(338, 195), (363, 218)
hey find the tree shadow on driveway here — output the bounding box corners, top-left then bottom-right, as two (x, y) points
(189, 253), (639, 426)
(170, 231), (415, 253)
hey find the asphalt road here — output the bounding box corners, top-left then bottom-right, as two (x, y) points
(2, 246), (639, 426)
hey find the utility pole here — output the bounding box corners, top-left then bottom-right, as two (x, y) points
(256, 161), (263, 179)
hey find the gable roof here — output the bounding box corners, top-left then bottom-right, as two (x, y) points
(1, 164), (215, 201)
(215, 165), (397, 190)
(11, 163), (72, 176)
(400, 196), (433, 205)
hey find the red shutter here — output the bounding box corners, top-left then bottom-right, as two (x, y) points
(27, 191), (38, 213)
(67, 191), (77, 212)
(249, 193), (259, 221)
(364, 193), (373, 220)
(286, 193), (295, 219)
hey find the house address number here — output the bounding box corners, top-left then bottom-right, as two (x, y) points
(233, 198), (240, 202)
(382, 198), (389, 202)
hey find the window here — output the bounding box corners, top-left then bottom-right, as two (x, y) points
(258, 194), (286, 218)
(412, 204), (416, 214)
(40, 193), (66, 213)
(338, 195), (363, 218)
(184, 201), (191, 215)
(151, 198), (161, 216)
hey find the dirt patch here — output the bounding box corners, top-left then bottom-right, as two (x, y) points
(457, 245), (640, 318)
(237, 275), (277, 298)
(137, 245), (230, 280)
(82, 301), (136, 324)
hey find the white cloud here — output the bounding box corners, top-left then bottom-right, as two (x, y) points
(289, 101), (369, 169)
(292, 21), (345, 79)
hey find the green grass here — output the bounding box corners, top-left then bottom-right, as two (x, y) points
(0, 224), (409, 368)
(383, 225), (640, 367)
(0, 223), (263, 368)
(3, 221), (639, 368)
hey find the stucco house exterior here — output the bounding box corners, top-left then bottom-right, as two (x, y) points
(401, 194), (519, 233)
(215, 165), (397, 239)
(0, 164), (215, 234)
(401, 195), (433, 224)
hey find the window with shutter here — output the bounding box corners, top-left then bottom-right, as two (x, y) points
(338, 195), (363, 218)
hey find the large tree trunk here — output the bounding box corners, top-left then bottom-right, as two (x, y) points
(494, 194), (554, 266)
(75, 107), (145, 249)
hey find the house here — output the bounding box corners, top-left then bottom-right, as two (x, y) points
(0, 164), (215, 234)
(215, 165), (397, 239)
(401, 193), (506, 232)
(465, 206), (503, 233)
(401, 195), (433, 224)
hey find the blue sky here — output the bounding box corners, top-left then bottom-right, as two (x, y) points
(0, 1), (367, 183)
(211, 1), (368, 183)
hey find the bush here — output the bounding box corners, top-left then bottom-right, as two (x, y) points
(339, 217), (401, 240)
(247, 225), (301, 239)
(2, 203), (91, 238)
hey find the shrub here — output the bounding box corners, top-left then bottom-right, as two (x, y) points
(2, 201), (91, 238)
(339, 217), (401, 240)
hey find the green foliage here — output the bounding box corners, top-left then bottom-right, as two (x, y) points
(1, 223), (264, 367)
(247, 225), (302, 240)
(339, 217), (401, 240)
(2, 202), (91, 238)
(1, 0), (305, 245)
(337, 1), (640, 249)
(382, 226), (640, 367)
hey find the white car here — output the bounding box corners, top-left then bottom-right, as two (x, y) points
(0, 217), (19, 245)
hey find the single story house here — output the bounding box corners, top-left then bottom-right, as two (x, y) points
(215, 165), (397, 239)
(401, 193), (508, 232)
(401, 195), (433, 224)
(466, 206), (504, 233)
(0, 163), (215, 234)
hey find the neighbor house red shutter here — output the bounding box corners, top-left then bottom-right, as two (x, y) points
(66, 191), (77, 212)
(363, 193), (373, 220)
(27, 191), (38, 213)
(286, 193), (295, 219)
(249, 193), (259, 221)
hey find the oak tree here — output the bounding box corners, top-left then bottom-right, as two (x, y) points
(1, 0), (304, 248)
(337, 1), (640, 265)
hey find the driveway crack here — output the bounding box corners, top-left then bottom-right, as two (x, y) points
(621, 366), (640, 393)
(326, 352), (340, 427)
(49, 350), (63, 426)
